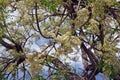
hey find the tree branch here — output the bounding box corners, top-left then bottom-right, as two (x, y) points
(34, 3), (50, 39)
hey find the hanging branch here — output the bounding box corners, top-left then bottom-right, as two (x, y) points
(34, 3), (51, 39)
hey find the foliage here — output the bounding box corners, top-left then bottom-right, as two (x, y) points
(0, 0), (120, 80)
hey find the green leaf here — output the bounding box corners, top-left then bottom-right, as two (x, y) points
(0, 74), (7, 80)
(31, 75), (45, 80)
(112, 28), (119, 34)
(41, 0), (57, 12)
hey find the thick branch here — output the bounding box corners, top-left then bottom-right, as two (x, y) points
(81, 43), (98, 65)
(0, 38), (15, 49)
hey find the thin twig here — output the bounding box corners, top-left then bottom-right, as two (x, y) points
(77, 0), (81, 11)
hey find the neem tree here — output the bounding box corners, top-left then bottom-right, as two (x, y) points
(0, 0), (120, 80)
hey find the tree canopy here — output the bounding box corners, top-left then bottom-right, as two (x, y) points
(0, 0), (120, 80)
